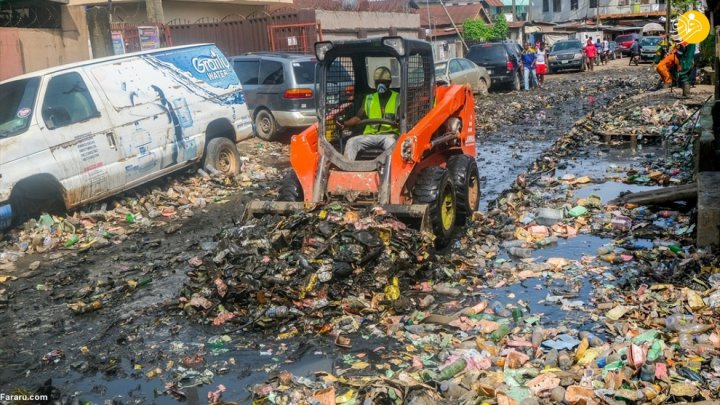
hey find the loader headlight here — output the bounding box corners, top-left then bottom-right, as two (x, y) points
(401, 138), (414, 161)
(315, 42), (333, 61)
(382, 37), (405, 56)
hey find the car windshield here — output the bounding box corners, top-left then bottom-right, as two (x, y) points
(641, 37), (661, 46)
(552, 42), (581, 52)
(434, 62), (447, 75)
(292, 61), (316, 84)
(0, 77), (39, 138)
(466, 45), (506, 62)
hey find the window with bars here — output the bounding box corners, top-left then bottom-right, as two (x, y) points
(543, 0), (549, 12)
(590, 0), (598, 7)
(571, 0), (578, 10)
(553, 0), (561, 12)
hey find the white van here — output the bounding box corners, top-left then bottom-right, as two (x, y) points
(0, 44), (253, 229)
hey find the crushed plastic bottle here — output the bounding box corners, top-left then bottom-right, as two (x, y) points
(507, 247), (532, 258)
(125, 213), (135, 223)
(665, 313), (713, 334)
(64, 235), (79, 248)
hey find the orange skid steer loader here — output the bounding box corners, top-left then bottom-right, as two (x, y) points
(244, 37), (479, 246)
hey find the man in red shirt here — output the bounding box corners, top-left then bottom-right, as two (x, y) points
(585, 38), (597, 71)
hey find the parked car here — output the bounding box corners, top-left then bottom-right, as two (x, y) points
(640, 36), (662, 62)
(434, 57), (491, 96)
(229, 53), (320, 141)
(615, 33), (640, 55)
(465, 42), (522, 91)
(0, 44), (252, 229)
(548, 40), (586, 73)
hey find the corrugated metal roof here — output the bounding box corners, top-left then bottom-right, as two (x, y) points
(484, 0), (504, 8)
(419, 3), (489, 26)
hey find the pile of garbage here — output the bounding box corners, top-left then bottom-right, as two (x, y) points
(579, 101), (692, 140)
(0, 146), (284, 275)
(179, 203), (437, 329)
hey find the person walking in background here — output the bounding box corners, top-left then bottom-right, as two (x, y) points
(535, 42), (547, 87)
(601, 38), (610, 65)
(595, 38), (602, 66)
(628, 39), (640, 66)
(521, 42), (538, 91)
(585, 39), (597, 71)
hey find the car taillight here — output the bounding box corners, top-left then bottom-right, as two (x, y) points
(344, 85), (354, 97)
(506, 60), (514, 71)
(283, 88), (314, 99)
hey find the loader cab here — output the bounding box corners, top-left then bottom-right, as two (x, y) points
(314, 37), (435, 163)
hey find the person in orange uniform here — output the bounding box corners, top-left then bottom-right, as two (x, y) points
(655, 37), (681, 89)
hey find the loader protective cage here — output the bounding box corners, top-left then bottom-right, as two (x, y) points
(315, 37), (435, 173)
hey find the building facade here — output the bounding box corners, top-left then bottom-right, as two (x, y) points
(529, 0), (666, 24)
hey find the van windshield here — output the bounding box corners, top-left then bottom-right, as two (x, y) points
(0, 77), (40, 138)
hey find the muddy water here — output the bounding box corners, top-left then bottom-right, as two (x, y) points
(0, 68), (656, 402)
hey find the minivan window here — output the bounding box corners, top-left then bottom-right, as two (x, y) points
(466, 45), (506, 62)
(260, 60), (284, 85)
(615, 35), (633, 43)
(552, 41), (581, 51)
(0, 77), (40, 138)
(42, 72), (99, 129)
(292, 61), (316, 84)
(233, 60), (259, 85)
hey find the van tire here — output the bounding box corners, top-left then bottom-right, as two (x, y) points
(204, 138), (241, 175)
(9, 178), (65, 226)
(511, 73), (521, 91)
(255, 109), (278, 141)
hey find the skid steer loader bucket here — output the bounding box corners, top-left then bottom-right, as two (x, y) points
(242, 200), (431, 234)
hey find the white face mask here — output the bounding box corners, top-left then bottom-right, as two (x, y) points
(377, 83), (388, 94)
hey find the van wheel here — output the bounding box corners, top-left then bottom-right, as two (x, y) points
(278, 171), (304, 202)
(204, 137), (241, 175)
(447, 155), (480, 225)
(511, 73), (521, 91)
(412, 166), (456, 248)
(10, 181), (65, 226)
(255, 109), (278, 141)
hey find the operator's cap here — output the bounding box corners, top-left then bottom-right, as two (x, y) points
(373, 66), (392, 82)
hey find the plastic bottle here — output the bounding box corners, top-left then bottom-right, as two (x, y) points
(544, 349), (559, 368)
(490, 323), (510, 344)
(125, 213), (135, 223)
(434, 283), (461, 296)
(536, 235), (559, 248)
(43, 236), (55, 250)
(436, 358), (467, 381)
(668, 244), (683, 254)
(531, 326), (544, 348)
(266, 305), (289, 318)
(511, 307), (523, 323)
(507, 247), (532, 258)
(558, 351), (573, 370)
(665, 313), (713, 334)
(65, 235), (79, 247)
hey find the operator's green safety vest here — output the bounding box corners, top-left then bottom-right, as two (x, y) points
(363, 91), (400, 135)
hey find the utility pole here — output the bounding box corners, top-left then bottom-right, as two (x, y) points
(665, 0), (671, 36)
(439, 0), (469, 51)
(512, 0), (517, 22)
(146, 0), (165, 23)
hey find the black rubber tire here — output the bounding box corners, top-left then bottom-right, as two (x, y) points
(447, 155), (480, 225)
(278, 171), (304, 202)
(254, 109), (278, 141)
(204, 137), (241, 175)
(511, 72), (521, 91)
(412, 166), (456, 248)
(477, 79), (489, 97)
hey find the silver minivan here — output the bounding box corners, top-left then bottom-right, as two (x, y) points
(229, 52), (352, 141)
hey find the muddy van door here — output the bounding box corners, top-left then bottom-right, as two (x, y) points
(39, 70), (124, 206)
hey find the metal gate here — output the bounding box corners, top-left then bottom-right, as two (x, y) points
(268, 22), (322, 53)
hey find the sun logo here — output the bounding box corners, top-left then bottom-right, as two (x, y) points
(677, 10), (710, 44)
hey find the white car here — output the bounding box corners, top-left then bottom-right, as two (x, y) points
(0, 44), (253, 229)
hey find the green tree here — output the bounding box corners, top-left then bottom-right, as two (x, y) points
(490, 14), (509, 41)
(463, 18), (491, 41)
